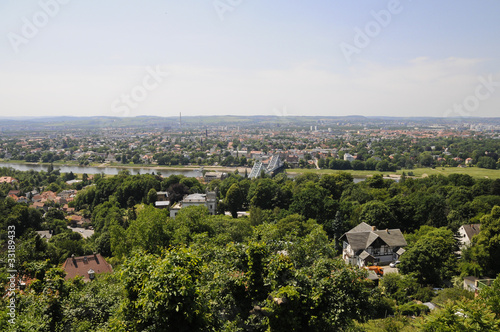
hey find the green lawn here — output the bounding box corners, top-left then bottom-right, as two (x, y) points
(355, 316), (422, 331)
(287, 167), (500, 179)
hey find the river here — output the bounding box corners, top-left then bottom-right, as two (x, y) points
(0, 162), (398, 183)
(0, 162), (202, 177)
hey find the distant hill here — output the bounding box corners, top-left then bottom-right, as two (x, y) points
(0, 115), (499, 131)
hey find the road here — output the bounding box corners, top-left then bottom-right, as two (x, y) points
(67, 226), (94, 239)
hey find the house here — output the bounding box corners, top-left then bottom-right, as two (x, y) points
(63, 204), (75, 214)
(62, 253), (113, 282)
(204, 171), (227, 183)
(58, 190), (77, 200)
(458, 224), (481, 249)
(344, 153), (355, 162)
(340, 222), (407, 268)
(15, 196), (28, 203)
(36, 230), (53, 241)
(0, 177), (18, 184)
(40, 191), (57, 202)
(7, 190), (20, 196)
(31, 202), (47, 211)
(464, 276), (495, 296)
(170, 192), (217, 218)
(155, 191), (170, 209)
(66, 215), (91, 227)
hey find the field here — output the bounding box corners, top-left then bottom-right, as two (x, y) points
(287, 166), (500, 179)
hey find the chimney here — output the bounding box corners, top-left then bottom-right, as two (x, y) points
(372, 226), (377, 231)
(386, 229), (389, 233)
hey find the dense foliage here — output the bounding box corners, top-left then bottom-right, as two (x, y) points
(0, 166), (499, 330)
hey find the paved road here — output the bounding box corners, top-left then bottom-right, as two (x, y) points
(67, 226), (94, 239)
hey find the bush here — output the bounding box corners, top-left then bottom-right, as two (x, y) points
(397, 302), (430, 316)
(431, 287), (474, 306)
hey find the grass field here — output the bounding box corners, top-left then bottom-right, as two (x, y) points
(287, 167), (500, 179)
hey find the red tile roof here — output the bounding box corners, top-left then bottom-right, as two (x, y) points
(62, 254), (113, 281)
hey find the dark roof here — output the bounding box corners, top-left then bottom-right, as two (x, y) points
(62, 254), (112, 281)
(359, 250), (375, 261)
(341, 224), (407, 251)
(462, 224), (481, 241)
(349, 222), (373, 233)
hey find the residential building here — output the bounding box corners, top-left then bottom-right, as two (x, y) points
(458, 224), (481, 249)
(0, 176), (17, 184)
(340, 222), (407, 267)
(62, 253), (113, 282)
(344, 153), (355, 162)
(155, 191), (170, 209)
(170, 191), (217, 218)
(204, 171), (227, 183)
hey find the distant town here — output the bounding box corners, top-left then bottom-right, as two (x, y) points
(1, 116), (499, 174)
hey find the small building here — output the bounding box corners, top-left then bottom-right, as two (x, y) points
(0, 176), (18, 184)
(62, 253), (113, 282)
(36, 230), (53, 241)
(66, 215), (91, 227)
(458, 224), (481, 249)
(155, 191), (170, 209)
(340, 222), (407, 268)
(344, 153), (355, 162)
(170, 192), (217, 218)
(31, 202), (47, 211)
(204, 171), (227, 183)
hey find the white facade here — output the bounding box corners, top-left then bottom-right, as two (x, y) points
(170, 192), (217, 218)
(343, 153), (355, 162)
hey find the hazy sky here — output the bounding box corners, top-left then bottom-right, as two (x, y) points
(1, 0), (499, 118)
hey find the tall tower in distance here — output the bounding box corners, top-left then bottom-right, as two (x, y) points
(179, 112), (182, 129)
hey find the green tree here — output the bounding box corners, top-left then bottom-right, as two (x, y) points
(117, 249), (208, 331)
(399, 227), (458, 285)
(146, 188), (157, 205)
(358, 200), (396, 230)
(463, 206), (500, 277)
(421, 299), (500, 332)
(290, 182), (328, 222)
(225, 183), (244, 218)
(248, 178), (278, 210)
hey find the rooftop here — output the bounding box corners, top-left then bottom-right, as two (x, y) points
(62, 253), (113, 282)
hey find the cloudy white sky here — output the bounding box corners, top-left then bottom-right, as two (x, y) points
(0, 0), (499, 118)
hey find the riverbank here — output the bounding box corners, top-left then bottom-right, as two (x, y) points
(2, 159), (498, 179)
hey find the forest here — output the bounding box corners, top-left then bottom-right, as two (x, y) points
(0, 166), (500, 331)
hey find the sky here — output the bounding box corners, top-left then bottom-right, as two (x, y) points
(0, 0), (499, 118)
